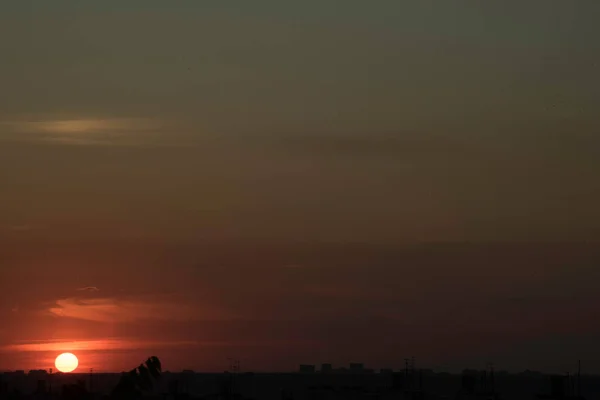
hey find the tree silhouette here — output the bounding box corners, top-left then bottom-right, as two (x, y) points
(111, 356), (162, 399)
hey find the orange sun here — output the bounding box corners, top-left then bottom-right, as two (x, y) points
(55, 353), (79, 373)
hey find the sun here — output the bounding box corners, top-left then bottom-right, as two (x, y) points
(55, 353), (79, 373)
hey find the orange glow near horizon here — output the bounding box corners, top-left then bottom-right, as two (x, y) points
(55, 353), (79, 373)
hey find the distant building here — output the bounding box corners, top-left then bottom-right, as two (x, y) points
(299, 365), (316, 373)
(380, 368), (394, 374)
(182, 370), (195, 374)
(29, 370), (48, 377)
(349, 363), (364, 373)
(321, 364), (333, 373)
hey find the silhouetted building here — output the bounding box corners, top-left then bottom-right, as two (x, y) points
(299, 364), (315, 373)
(321, 363), (333, 373)
(349, 363), (364, 373)
(29, 370), (48, 381)
(182, 369), (195, 374)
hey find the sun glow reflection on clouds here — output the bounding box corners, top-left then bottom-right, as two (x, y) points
(2, 339), (200, 353)
(1, 117), (163, 145)
(2, 338), (321, 354)
(47, 296), (236, 323)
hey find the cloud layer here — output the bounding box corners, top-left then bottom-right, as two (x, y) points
(1, 117), (164, 146)
(2, 339), (197, 353)
(47, 295), (235, 323)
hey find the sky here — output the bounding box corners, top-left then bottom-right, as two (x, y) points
(0, 1), (599, 374)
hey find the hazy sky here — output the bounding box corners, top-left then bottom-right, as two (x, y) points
(1, 1), (599, 373)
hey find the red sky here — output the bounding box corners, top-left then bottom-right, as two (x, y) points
(1, 1), (599, 375)
(1, 240), (599, 373)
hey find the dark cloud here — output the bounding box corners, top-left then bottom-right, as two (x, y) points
(77, 286), (100, 292)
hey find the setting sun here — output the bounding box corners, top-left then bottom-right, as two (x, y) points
(55, 353), (79, 373)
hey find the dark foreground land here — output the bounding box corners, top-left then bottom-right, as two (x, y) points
(0, 368), (596, 400)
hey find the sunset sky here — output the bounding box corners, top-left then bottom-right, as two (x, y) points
(1, 1), (599, 374)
